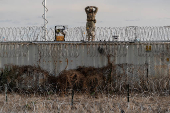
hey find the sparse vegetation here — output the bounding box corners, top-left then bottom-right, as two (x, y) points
(0, 64), (170, 112)
(0, 93), (169, 112)
(0, 64), (169, 95)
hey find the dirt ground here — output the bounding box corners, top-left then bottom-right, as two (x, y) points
(0, 93), (170, 113)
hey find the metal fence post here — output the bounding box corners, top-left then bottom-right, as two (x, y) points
(5, 84), (7, 103)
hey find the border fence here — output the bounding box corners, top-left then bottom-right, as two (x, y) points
(0, 41), (170, 77)
(1, 26), (170, 41)
(0, 26), (170, 77)
(1, 26), (170, 112)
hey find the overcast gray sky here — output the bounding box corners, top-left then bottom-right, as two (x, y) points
(0, 0), (170, 28)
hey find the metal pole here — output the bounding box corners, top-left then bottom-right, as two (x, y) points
(42, 0), (47, 40)
(5, 84), (7, 103)
(127, 84), (129, 102)
(44, 0), (47, 40)
(71, 89), (74, 107)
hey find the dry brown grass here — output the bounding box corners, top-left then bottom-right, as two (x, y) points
(1, 64), (170, 96)
(0, 64), (170, 112)
(55, 66), (107, 94)
(0, 65), (50, 92)
(0, 64), (111, 95)
(0, 93), (169, 113)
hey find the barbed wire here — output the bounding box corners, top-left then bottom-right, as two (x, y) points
(0, 92), (169, 112)
(0, 27), (170, 112)
(0, 63), (170, 112)
(1, 26), (170, 41)
(0, 41), (170, 112)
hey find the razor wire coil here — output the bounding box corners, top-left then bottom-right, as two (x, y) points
(1, 26), (170, 42)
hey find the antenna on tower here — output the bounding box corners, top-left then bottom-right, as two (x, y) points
(42, 0), (48, 40)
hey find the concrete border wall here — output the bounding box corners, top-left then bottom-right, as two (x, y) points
(0, 42), (170, 77)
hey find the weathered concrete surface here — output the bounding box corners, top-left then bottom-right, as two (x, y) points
(0, 41), (170, 77)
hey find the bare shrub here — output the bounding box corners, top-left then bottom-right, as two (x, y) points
(0, 63), (169, 95)
(0, 65), (50, 92)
